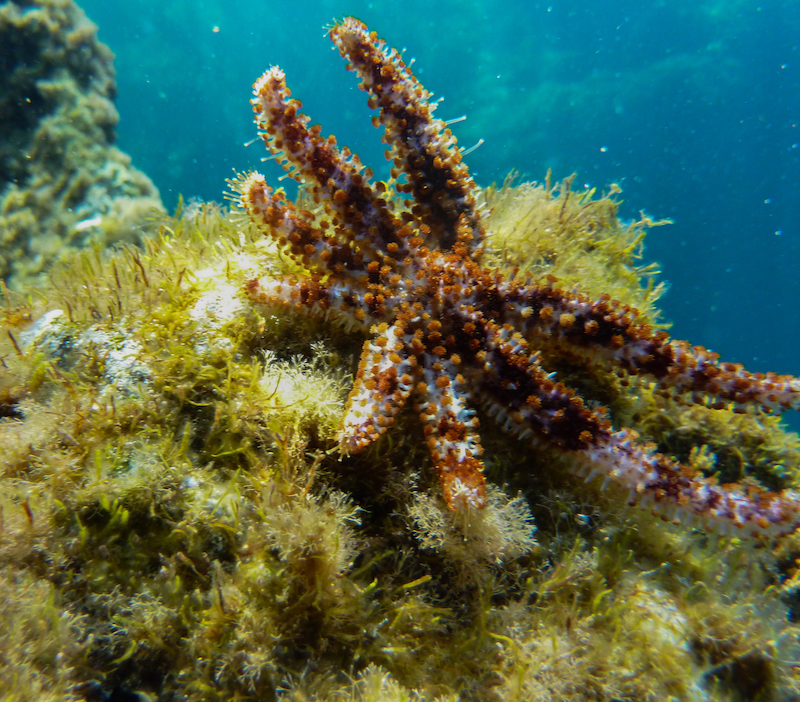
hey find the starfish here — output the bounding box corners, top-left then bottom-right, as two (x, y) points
(236, 17), (800, 539)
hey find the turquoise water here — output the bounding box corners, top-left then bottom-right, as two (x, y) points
(82, 0), (800, 426)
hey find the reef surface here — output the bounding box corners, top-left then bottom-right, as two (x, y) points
(1, 181), (800, 700)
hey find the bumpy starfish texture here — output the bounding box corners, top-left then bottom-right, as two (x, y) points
(237, 17), (800, 538)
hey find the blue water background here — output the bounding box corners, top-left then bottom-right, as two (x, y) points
(80, 0), (800, 428)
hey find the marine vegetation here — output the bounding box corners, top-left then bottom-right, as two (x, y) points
(2, 14), (800, 702)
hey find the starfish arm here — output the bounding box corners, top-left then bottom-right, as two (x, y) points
(415, 362), (487, 510)
(473, 322), (800, 537)
(470, 319), (607, 451)
(329, 17), (486, 255)
(583, 429), (800, 538)
(339, 321), (416, 452)
(250, 66), (412, 266)
(237, 172), (364, 276)
(244, 275), (385, 332)
(498, 279), (800, 412)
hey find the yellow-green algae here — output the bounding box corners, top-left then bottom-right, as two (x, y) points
(1, 179), (800, 701)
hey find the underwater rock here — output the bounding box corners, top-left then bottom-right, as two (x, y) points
(1, 176), (798, 702)
(0, 0), (163, 289)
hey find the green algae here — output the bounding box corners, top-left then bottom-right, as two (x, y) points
(1, 180), (799, 701)
(482, 171), (670, 326)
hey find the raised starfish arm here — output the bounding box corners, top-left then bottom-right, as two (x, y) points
(250, 65), (411, 267)
(329, 17), (486, 256)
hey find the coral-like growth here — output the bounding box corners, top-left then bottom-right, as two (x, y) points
(409, 487), (537, 572)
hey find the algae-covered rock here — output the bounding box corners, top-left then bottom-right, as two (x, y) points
(1, 182), (799, 700)
(0, 0), (163, 289)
